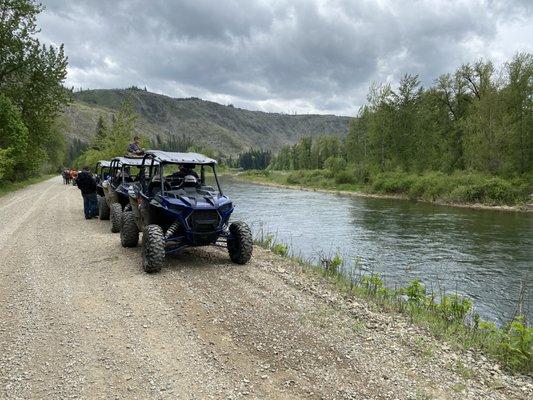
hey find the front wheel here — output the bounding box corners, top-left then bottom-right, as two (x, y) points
(141, 225), (165, 273)
(98, 196), (110, 220)
(227, 221), (253, 264)
(121, 211), (139, 247)
(110, 203), (122, 233)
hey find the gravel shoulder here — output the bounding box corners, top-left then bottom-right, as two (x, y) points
(0, 176), (531, 399)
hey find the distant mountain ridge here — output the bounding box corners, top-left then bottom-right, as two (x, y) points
(63, 89), (352, 156)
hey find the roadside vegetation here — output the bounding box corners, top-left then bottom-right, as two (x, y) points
(0, 174), (55, 197)
(239, 169), (532, 207)
(0, 0), (69, 186)
(235, 53), (532, 207)
(256, 232), (532, 374)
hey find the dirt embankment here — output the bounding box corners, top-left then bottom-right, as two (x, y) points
(0, 176), (531, 399)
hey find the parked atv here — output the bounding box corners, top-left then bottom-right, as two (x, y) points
(102, 157), (150, 233)
(95, 160), (111, 220)
(120, 150), (253, 273)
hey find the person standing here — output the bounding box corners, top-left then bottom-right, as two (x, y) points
(76, 166), (98, 219)
(63, 169), (70, 185)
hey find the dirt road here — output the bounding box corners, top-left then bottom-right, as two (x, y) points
(0, 177), (530, 399)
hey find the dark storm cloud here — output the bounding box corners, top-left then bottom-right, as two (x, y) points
(38, 0), (533, 115)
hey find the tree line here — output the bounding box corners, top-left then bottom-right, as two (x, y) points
(0, 0), (69, 182)
(231, 149), (272, 170)
(271, 53), (532, 178)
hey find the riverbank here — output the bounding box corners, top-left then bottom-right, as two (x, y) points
(0, 174), (56, 198)
(256, 232), (532, 376)
(234, 170), (533, 212)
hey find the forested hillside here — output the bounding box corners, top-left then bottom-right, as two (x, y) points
(64, 88), (351, 162)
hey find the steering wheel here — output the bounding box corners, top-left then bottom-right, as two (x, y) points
(168, 174), (184, 189)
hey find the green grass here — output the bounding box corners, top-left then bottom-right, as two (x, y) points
(255, 232), (532, 374)
(0, 174), (56, 197)
(238, 169), (532, 207)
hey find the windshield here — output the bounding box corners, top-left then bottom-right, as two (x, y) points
(147, 163), (221, 196)
(111, 165), (144, 186)
(100, 167), (110, 180)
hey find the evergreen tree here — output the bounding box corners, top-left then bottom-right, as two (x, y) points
(92, 116), (108, 150)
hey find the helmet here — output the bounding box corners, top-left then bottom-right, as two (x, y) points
(183, 174), (197, 187)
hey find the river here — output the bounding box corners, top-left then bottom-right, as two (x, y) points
(222, 177), (532, 325)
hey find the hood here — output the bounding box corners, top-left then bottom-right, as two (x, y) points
(164, 190), (231, 210)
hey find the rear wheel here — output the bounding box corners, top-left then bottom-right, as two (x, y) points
(120, 211), (139, 247)
(142, 225), (165, 273)
(110, 203), (122, 233)
(227, 221), (253, 264)
(98, 196), (110, 220)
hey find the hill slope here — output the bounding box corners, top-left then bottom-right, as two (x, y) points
(64, 89), (352, 156)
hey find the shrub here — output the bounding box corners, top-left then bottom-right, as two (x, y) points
(286, 172), (302, 185)
(349, 162), (373, 184)
(448, 185), (480, 203)
(406, 172), (451, 201)
(272, 243), (288, 257)
(501, 316), (533, 371)
(479, 316), (533, 372)
(334, 170), (356, 184)
(321, 253), (344, 276)
(406, 279), (426, 305)
(361, 274), (384, 296)
(324, 156), (346, 172)
(479, 178), (518, 205)
(437, 294), (472, 322)
(371, 171), (416, 194)
(331, 254), (343, 269)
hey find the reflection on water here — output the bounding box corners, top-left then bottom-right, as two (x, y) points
(223, 177), (532, 325)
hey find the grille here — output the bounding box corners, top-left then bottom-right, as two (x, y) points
(188, 210), (221, 233)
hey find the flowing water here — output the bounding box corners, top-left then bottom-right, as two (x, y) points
(223, 177), (532, 325)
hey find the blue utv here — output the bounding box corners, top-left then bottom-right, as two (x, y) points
(120, 150), (253, 273)
(101, 156), (154, 233)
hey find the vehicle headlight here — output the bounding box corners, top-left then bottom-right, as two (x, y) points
(219, 202), (233, 214)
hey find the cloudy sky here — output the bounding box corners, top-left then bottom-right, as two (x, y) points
(38, 0), (532, 116)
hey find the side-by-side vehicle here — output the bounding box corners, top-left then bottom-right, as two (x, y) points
(100, 156), (155, 232)
(120, 150), (253, 273)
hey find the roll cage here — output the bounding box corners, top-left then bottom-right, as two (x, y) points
(109, 157), (154, 187)
(139, 150), (222, 197)
(95, 160), (111, 181)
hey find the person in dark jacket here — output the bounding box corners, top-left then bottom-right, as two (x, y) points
(76, 166), (99, 219)
(126, 136), (144, 156)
